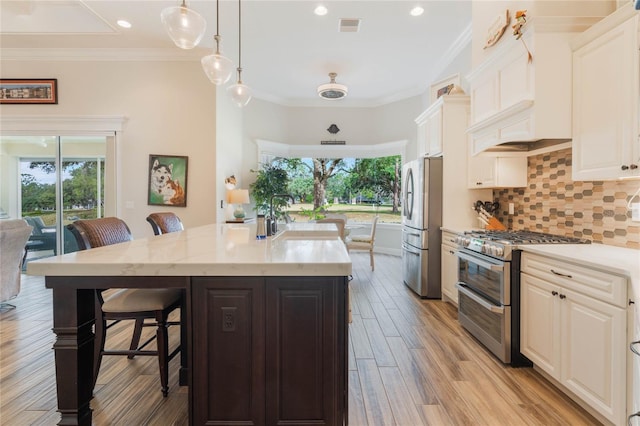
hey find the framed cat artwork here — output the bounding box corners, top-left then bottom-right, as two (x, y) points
(148, 154), (188, 207)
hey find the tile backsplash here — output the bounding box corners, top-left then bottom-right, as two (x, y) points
(494, 148), (640, 249)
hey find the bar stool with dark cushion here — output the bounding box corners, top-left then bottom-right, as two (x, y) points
(146, 212), (184, 235)
(67, 217), (182, 397)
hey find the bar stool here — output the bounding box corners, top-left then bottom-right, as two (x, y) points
(67, 217), (182, 397)
(146, 212), (184, 235)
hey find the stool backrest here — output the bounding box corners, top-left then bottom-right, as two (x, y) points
(67, 217), (132, 250)
(146, 212), (184, 235)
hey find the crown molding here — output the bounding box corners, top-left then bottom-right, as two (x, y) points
(0, 48), (202, 61)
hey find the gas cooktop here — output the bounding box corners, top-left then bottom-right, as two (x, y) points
(463, 230), (592, 245)
(456, 230), (591, 260)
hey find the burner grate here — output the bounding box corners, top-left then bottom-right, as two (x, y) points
(466, 230), (591, 245)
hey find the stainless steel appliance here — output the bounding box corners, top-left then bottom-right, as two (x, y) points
(454, 230), (590, 365)
(401, 157), (442, 298)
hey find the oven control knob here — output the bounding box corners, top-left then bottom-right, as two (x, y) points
(495, 246), (504, 257)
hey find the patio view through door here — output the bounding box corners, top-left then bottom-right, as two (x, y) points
(9, 136), (109, 261)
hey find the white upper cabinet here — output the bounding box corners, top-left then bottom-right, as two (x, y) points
(415, 96), (445, 157)
(467, 17), (597, 156)
(571, 4), (639, 181)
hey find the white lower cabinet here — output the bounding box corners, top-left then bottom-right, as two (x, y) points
(440, 231), (458, 305)
(521, 252), (627, 425)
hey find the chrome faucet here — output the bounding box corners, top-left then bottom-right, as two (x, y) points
(268, 194), (294, 235)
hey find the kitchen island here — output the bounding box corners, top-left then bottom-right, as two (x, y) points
(27, 223), (352, 426)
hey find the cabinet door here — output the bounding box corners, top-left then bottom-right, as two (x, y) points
(265, 277), (347, 426)
(191, 277), (265, 425)
(427, 107), (443, 156)
(572, 16), (639, 180)
(494, 157), (527, 187)
(468, 149), (496, 188)
(440, 244), (458, 304)
(520, 273), (561, 378)
(560, 287), (626, 425)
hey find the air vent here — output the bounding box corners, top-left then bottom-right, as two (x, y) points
(339, 18), (361, 33)
(321, 140), (346, 145)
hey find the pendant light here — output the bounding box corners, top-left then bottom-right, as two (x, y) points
(227, 0), (252, 107)
(161, 0), (207, 50)
(201, 0), (234, 85)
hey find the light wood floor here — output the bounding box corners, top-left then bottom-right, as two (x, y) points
(0, 253), (600, 425)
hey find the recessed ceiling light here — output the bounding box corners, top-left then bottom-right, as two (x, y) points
(314, 5), (328, 16)
(117, 19), (132, 29)
(410, 6), (424, 17)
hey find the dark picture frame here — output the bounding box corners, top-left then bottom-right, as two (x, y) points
(148, 154), (188, 207)
(0, 79), (58, 104)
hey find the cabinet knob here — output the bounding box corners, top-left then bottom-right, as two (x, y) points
(630, 164), (638, 170)
(551, 291), (558, 296)
(559, 294), (566, 300)
(476, 182), (482, 186)
(621, 165), (629, 170)
(631, 340), (640, 357)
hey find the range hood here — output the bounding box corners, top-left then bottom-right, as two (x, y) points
(465, 14), (605, 157)
(482, 138), (572, 154)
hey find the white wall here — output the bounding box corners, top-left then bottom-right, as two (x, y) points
(0, 60), (217, 238)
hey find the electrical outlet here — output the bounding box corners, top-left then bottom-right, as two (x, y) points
(222, 307), (236, 332)
(632, 203), (640, 222)
(508, 203), (515, 215)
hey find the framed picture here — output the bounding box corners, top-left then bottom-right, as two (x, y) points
(429, 74), (461, 103)
(0, 79), (58, 104)
(148, 154), (188, 207)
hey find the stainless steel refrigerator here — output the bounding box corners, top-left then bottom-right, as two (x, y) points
(401, 157), (442, 298)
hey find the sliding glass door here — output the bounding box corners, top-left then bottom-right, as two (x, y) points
(1, 135), (113, 260)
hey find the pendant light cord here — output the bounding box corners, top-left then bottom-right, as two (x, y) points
(237, 0), (243, 76)
(215, 0), (220, 37)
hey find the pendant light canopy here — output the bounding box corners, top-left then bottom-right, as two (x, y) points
(201, 0), (234, 85)
(317, 72), (348, 100)
(161, 0), (206, 49)
(227, 0), (252, 107)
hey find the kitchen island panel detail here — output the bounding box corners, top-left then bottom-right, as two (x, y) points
(192, 277), (265, 425)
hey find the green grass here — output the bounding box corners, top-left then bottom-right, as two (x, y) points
(283, 203), (401, 223)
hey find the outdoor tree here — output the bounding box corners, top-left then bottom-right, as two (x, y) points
(348, 155), (402, 213)
(311, 159), (345, 210)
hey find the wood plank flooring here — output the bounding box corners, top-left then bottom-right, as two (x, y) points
(0, 254), (601, 425)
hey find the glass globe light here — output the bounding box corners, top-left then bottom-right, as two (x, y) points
(160, 4), (206, 49)
(227, 77), (253, 107)
(201, 36), (234, 85)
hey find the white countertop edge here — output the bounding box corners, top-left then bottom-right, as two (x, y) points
(26, 262), (352, 277)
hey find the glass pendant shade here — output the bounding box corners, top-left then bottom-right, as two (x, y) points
(161, 5), (206, 49)
(201, 43), (234, 85)
(227, 80), (252, 107)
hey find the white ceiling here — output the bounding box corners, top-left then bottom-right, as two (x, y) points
(0, 0), (472, 107)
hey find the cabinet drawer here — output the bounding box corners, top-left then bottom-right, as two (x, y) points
(442, 231), (458, 249)
(521, 252), (627, 307)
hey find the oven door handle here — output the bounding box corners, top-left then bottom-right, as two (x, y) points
(456, 283), (505, 314)
(454, 250), (504, 272)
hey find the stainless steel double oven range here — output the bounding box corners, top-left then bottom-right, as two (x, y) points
(454, 230), (590, 366)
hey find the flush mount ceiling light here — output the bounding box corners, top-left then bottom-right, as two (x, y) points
(410, 6), (424, 16)
(201, 0), (234, 85)
(317, 72), (348, 100)
(314, 5), (328, 16)
(161, 0), (206, 49)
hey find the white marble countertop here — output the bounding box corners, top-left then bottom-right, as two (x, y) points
(26, 223), (352, 277)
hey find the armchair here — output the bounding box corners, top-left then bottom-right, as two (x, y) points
(0, 219), (33, 309)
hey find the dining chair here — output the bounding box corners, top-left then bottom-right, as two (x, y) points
(346, 216), (379, 271)
(67, 217), (182, 397)
(146, 212), (184, 235)
(316, 218), (346, 241)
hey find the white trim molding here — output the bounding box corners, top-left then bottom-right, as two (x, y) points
(256, 139), (407, 160)
(0, 115), (127, 134)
